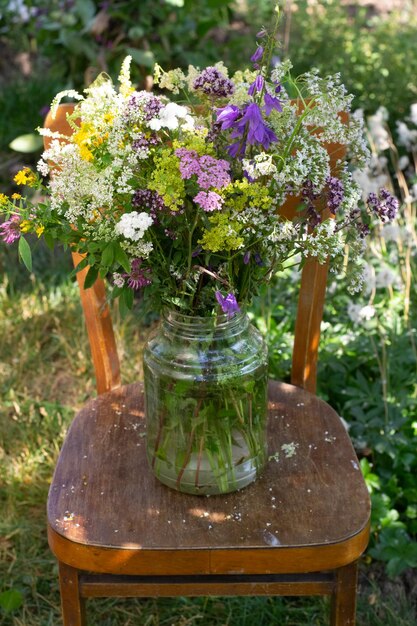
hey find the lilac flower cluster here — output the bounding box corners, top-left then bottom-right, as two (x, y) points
(366, 189), (399, 223)
(301, 180), (322, 227)
(175, 148), (231, 190)
(124, 258), (151, 290)
(132, 133), (158, 151)
(194, 190), (223, 212)
(326, 176), (344, 215)
(132, 189), (165, 220)
(0, 215), (21, 244)
(193, 67), (234, 98)
(128, 93), (163, 122)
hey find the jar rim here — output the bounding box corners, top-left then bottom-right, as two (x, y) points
(162, 307), (246, 330)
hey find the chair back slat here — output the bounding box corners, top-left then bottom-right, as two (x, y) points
(43, 105), (121, 394)
(291, 258), (328, 394)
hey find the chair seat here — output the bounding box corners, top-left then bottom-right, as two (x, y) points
(47, 381), (370, 576)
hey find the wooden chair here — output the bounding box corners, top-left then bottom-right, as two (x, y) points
(44, 105), (370, 626)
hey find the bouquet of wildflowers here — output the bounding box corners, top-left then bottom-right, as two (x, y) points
(0, 11), (398, 318)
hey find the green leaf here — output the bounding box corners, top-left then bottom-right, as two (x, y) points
(75, 0), (96, 26)
(9, 133), (43, 153)
(126, 47), (155, 68)
(114, 244), (131, 273)
(101, 243), (115, 268)
(0, 589), (24, 613)
(119, 287), (134, 318)
(43, 232), (55, 250)
(18, 237), (32, 272)
(83, 265), (99, 289)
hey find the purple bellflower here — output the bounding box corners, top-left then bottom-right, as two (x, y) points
(215, 291), (240, 318)
(248, 75), (265, 96)
(264, 92), (283, 116)
(250, 46), (264, 63)
(231, 103), (278, 149)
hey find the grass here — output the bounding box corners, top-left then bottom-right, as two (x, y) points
(1, 256), (417, 625)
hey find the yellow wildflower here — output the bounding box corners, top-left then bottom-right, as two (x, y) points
(35, 225), (45, 237)
(0, 193), (8, 205)
(19, 220), (32, 233)
(13, 168), (36, 187)
(11, 193), (22, 200)
(14, 170), (29, 185)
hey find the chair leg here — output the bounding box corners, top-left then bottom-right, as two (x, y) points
(330, 561), (358, 626)
(58, 562), (87, 626)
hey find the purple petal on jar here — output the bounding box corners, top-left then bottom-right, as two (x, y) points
(215, 291), (240, 318)
(250, 46), (264, 63)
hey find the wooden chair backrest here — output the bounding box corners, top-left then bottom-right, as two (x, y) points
(43, 103), (338, 396)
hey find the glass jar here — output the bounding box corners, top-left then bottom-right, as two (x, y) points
(143, 310), (268, 495)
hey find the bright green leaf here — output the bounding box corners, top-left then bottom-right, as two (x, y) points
(0, 589), (24, 613)
(18, 237), (32, 272)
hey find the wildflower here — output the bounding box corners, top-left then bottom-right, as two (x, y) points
(193, 67), (234, 98)
(0, 193), (8, 205)
(231, 103), (278, 151)
(115, 211), (153, 241)
(264, 92), (282, 116)
(14, 168), (36, 186)
(124, 258), (151, 290)
(194, 190), (223, 212)
(148, 102), (194, 131)
(248, 75), (264, 96)
(0, 215), (21, 244)
(216, 104), (241, 129)
(366, 189), (399, 222)
(113, 272), (125, 288)
(19, 220), (32, 233)
(326, 176), (344, 215)
(215, 291), (240, 318)
(250, 46), (264, 63)
(11, 193), (22, 200)
(35, 225), (45, 237)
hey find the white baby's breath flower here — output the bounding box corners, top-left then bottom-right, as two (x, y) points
(115, 211), (153, 241)
(148, 102), (193, 131)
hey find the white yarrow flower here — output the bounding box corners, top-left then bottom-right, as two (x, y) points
(115, 211), (153, 241)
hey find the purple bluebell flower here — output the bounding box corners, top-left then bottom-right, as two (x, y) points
(215, 291), (240, 318)
(243, 250), (251, 264)
(216, 104), (241, 129)
(248, 75), (265, 96)
(264, 92), (283, 116)
(250, 46), (264, 63)
(0, 215), (21, 244)
(231, 103), (278, 149)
